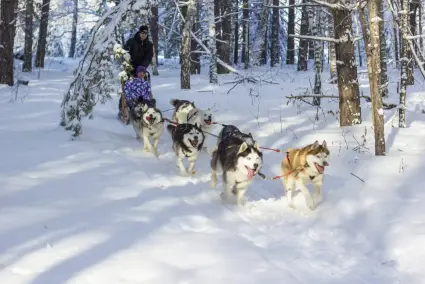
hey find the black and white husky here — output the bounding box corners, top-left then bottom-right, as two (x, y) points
(167, 123), (206, 176)
(170, 99), (196, 124)
(216, 124), (256, 147)
(129, 100), (164, 157)
(210, 136), (263, 205)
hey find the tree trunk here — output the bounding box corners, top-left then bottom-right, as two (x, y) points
(217, 0), (231, 74)
(0, 0), (19, 85)
(233, 0), (239, 64)
(259, 2), (269, 65)
(270, 0), (280, 67)
(241, 0), (249, 69)
(329, 13), (337, 83)
(23, 0), (34, 72)
(313, 7), (322, 106)
(379, 0), (388, 97)
(190, 0), (201, 75)
(359, 0), (386, 155)
(35, 0), (50, 68)
(150, 5), (159, 76)
(355, 14), (363, 67)
(286, 0), (295, 64)
(68, 0), (78, 58)
(333, 3), (361, 126)
(180, 0), (195, 89)
(391, 6), (400, 68)
(297, 0), (309, 71)
(399, 0), (409, 127)
(208, 0), (218, 84)
(419, 3), (424, 55)
(406, 0), (418, 85)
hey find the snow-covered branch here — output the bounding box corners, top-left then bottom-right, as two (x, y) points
(288, 34), (340, 43)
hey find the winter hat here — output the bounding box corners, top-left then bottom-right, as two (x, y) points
(139, 25), (149, 33)
(136, 66), (147, 73)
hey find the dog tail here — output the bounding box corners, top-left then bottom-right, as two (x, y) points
(167, 124), (176, 136)
(169, 98), (180, 107)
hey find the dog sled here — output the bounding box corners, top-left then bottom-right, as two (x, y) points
(118, 70), (151, 125)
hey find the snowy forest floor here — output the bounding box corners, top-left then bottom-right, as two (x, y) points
(0, 58), (425, 283)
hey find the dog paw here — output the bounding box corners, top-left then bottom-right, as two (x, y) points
(191, 170), (197, 175)
(179, 171), (188, 177)
(307, 200), (316, 211)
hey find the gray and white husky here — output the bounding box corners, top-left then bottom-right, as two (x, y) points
(210, 136), (263, 205)
(167, 123), (206, 176)
(129, 101), (164, 157)
(170, 98), (196, 124)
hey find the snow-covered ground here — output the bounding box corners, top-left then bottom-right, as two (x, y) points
(1, 58), (425, 283)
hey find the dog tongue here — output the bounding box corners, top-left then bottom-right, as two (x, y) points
(316, 163), (324, 173)
(145, 116), (150, 121)
(247, 167), (255, 180)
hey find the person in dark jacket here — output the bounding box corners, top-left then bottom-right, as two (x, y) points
(123, 25), (153, 81)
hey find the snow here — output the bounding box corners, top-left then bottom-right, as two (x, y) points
(1, 59), (425, 283)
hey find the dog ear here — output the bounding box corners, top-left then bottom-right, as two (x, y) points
(312, 140), (319, 148)
(253, 142), (261, 152)
(248, 132), (253, 137)
(194, 122), (201, 129)
(237, 142), (248, 155)
(322, 140), (327, 148)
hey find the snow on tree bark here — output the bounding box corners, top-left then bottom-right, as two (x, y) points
(297, 0), (309, 71)
(35, 0), (51, 68)
(359, 0), (386, 155)
(270, 0), (280, 67)
(259, 1), (269, 65)
(241, 0), (250, 69)
(399, 0), (409, 128)
(0, 0), (19, 86)
(233, 0), (239, 64)
(180, 0), (196, 89)
(208, 0), (218, 84)
(68, 0), (78, 58)
(150, 4), (159, 76)
(286, 0), (295, 64)
(312, 7), (323, 106)
(328, 13), (337, 83)
(23, 0), (34, 72)
(379, 0), (389, 97)
(190, 0), (201, 75)
(217, 0), (231, 74)
(332, 0), (361, 126)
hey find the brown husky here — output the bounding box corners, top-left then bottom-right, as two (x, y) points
(281, 140), (330, 210)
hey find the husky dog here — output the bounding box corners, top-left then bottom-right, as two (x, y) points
(129, 100), (164, 157)
(167, 123), (205, 176)
(216, 124), (255, 147)
(281, 140), (330, 210)
(211, 137), (263, 205)
(187, 108), (215, 132)
(170, 99), (196, 124)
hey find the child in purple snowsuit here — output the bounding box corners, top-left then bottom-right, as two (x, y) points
(123, 65), (154, 108)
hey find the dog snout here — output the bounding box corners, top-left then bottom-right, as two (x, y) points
(253, 163), (259, 169)
(323, 161), (329, 166)
(194, 135), (198, 140)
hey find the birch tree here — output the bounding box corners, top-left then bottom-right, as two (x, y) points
(68, 0), (78, 58)
(297, 0), (309, 71)
(328, 13), (337, 83)
(399, 0), (409, 127)
(312, 7), (323, 106)
(242, 0), (250, 68)
(208, 0), (218, 84)
(379, 0), (389, 97)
